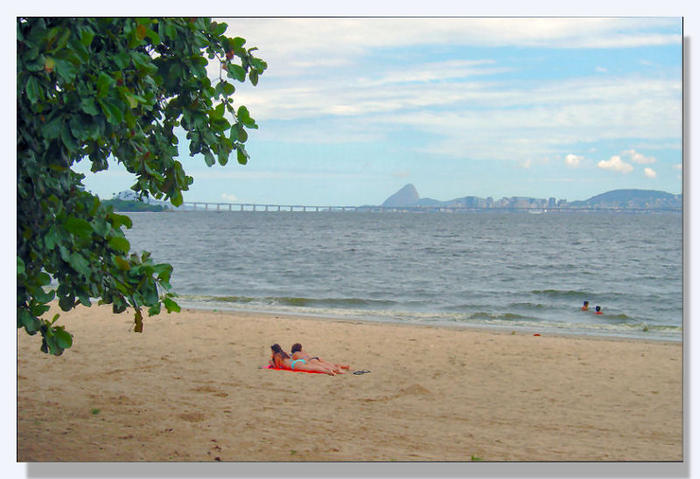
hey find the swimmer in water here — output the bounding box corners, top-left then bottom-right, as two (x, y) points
(581, 301), (589, 311)
(595, 306), (603, 315)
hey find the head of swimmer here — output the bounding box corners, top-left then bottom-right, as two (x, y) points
(270, 343), (289, 367)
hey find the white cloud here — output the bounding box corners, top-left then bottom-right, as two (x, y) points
(221, 193), (238, 202)
(580, 33), (681, 49)
(565, 154), (583, 167)
(644, 168), (657, 178)
(235, 72), (680, 161)
(622, 149), (656, 164)
(237, 62), (680, 124)
(220, 18), (679, 61)
(595, 66), (608, 73)
(598, 155), (634, 173)
(357, 60), (510, 87)
(374, 75), (680, 160)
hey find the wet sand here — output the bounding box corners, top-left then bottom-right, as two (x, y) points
(17, 304), (682, 462)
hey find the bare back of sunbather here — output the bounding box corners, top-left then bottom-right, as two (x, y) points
(290, 343), (350, 373)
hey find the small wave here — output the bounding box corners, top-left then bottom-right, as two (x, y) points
(644, 324), (683, 332)
(509, 302), (546, 310)
(181, 294), (398, 309)
(601, 313), (632, 320)
(530, 289), (592, 298)
(468, 311), (533, 321)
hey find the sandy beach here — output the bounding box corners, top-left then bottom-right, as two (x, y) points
(17, 304), (682, 462)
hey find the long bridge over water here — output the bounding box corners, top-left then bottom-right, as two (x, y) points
(179, 202), (363, 212)
(171, 201), (680, 214)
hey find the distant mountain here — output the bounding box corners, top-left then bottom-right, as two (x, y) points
(104, 190), (169, 212)
(416, 197), (445, 207)
(102, 198), (166, 212)
(382, 184), (420, 207)
(380, 185), (681, 211)
(380, 185), (498, 208)
(569, 189), (682, 209)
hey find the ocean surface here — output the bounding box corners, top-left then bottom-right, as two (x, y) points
(123, 210), (683, 342)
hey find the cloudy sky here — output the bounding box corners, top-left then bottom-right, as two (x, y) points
(79, 17), (683, 206)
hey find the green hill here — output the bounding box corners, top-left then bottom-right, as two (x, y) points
(102, 199), (166, 212)
(569, 189), (681, 209)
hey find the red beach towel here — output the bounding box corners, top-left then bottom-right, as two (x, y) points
(264, 364), (325, 374)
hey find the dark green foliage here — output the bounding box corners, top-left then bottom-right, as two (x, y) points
(17, 17), (267, 354)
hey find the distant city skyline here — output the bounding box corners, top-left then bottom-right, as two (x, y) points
(75, 17), (683, 206)
(111, 183), (681, 212)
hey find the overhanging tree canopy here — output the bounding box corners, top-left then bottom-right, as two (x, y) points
(17, 17), (267, 355)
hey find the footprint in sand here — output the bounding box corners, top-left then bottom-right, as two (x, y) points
(178, 412), (205, 422)
(190, 385), (229, 397)
(191, 385), (218, 393)
(362, 383), (432, 402)
(400, 384), (432, 396)
(107, 394), (143, 406)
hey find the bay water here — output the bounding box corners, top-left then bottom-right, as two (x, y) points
(124, 211), (683, 342)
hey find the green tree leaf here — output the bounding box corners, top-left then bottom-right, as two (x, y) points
(33, 288), (55, 304)
(108, 236), (131, 254)
(79, 98), (100, 116)
(68, 252), (91, 276)
(163, 296), (181, 313)
(54, 328), (73, 349)
(237, 105), (257, 129)
(64, 216), (93, 239)
(226, 63), (246, 82)
(54, 57), (78, 83)
(25, 75), (41, 103)
(96, 71), (114, 97)
(98, 98), (124, 125)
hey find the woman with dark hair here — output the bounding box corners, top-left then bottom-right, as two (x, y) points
(290, 343), (350, 374)
(269, 344), (337, 375)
